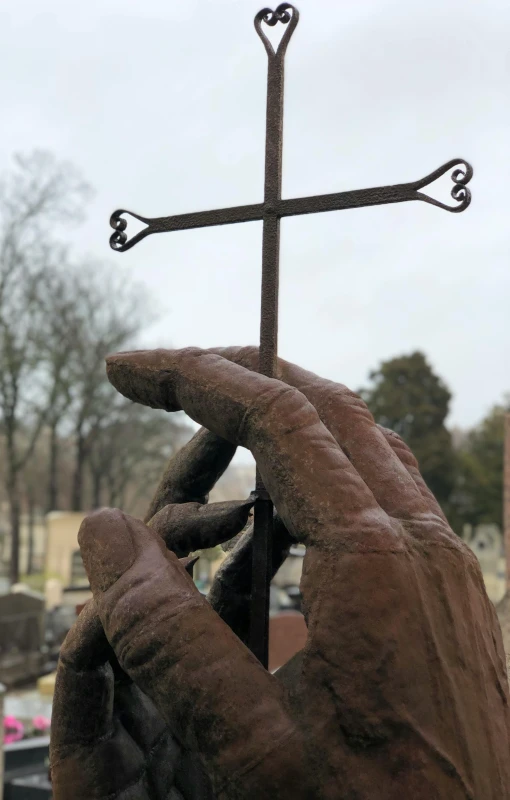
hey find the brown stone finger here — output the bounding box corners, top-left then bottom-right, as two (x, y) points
(208, 347), (438, 526)
(78, 509), (314, 798)
(50, 602), (119, 797)
(145, 426), (237, 523)
(106, 348), (393, 551)
(148, 498), (254, 557)
(51, 601), (113, 751)
(50, 599), (171, 799)
(376, 424), (448, 523)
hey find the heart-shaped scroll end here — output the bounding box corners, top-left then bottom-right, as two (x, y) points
(414, 159), (473, 213)
(109, 209), (151, 252)
(254, 3), (299, 60)
(449, 162), (473, 210)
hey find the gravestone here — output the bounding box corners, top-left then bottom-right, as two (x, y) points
(0, 589), (45, 687)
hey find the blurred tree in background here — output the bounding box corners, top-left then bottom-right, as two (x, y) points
(0, 150), (89, 583)
(0, 149), (507, 579)
(0, 151), (189, 582)
(452, 403), (509, 531)
(360, 351), (456, 512)
(360, 353), (508, 534)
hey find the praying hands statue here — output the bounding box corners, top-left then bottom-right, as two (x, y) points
(50, 347), (510, 799)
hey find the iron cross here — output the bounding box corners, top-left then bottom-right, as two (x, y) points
(109, 3), (473, 668)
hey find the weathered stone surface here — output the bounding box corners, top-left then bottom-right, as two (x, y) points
(50, 347), (510, 799)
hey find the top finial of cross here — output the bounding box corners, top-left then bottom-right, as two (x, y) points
(254, 3), (299, 58)
(261, 3), (293, 25)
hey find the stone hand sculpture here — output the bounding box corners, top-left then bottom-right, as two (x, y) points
(50, 347), (510, 799)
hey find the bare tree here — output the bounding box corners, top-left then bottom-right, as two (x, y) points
(21, 435), (48, 575)
(37, 264), (86, 512)
(65, 262), (153, 511)
(0, 151), (189, 581)
(0, 151), (90, 583)
(87, 402), (190, 515)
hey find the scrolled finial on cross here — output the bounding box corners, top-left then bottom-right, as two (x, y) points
(254, 4), (299, 58)
(260, 3), (294, 26)
(412, 158), (473, 213)
(109, 211), (128, 251)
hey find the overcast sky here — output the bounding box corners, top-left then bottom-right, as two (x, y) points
(2, 0), (509, 453)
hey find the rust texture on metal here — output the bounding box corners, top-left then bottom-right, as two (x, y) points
(108, 3), (472, 668)
(109, 159), (472, 253)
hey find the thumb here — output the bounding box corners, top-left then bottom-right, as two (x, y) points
(78, 509), (312, 799)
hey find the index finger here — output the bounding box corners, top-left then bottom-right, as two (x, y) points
(209, 347), (439, 525)
(107, 348), (396, 552)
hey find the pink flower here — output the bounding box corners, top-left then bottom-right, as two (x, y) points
(32, 715), (51, 732)
(4, 715), (24, 744)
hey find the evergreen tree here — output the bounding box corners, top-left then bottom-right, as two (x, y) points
(453, 403), (508, 530)
(360, 351), (456, 511)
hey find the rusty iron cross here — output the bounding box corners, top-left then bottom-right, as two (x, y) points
(109, 3), (472, 668)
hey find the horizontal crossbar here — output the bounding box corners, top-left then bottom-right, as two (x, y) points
(110, 158), (472, 252)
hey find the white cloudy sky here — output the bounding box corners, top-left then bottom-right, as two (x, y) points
(2, 0), (509, 449)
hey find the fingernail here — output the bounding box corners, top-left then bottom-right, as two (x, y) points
(78, 509), (136, 593)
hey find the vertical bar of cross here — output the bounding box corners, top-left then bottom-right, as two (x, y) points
(249, 22), (287, 667)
